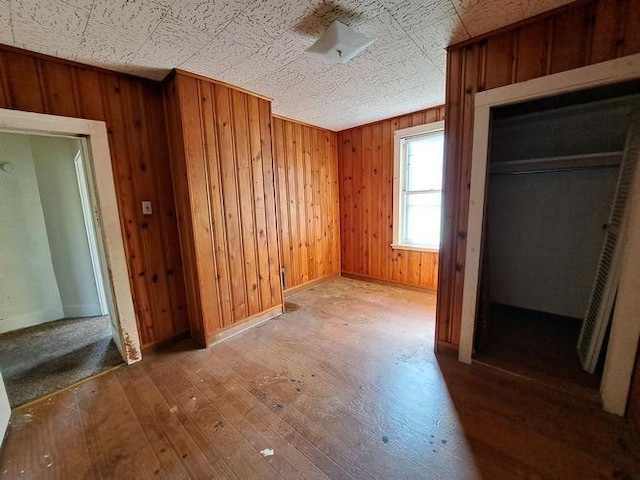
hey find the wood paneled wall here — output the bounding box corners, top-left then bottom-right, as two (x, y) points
(438, 0), (640, 348)
(272, 117), (340, 292)
(338, 106), (444, 290)
(164, 71), (282, 345)
(0, 45), (188, 348)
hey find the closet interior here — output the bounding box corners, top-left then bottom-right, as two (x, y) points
(474, 81), (640, 390)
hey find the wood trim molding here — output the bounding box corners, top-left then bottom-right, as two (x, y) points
(272, 114), (335, 133)
(0, 42), (163, 84)
(475, 54), (640, 108)
(446, 0), (594, 50)
(208, 305), (283, 347)
(172, 69), (272, 102)
(283, 273), (341, 298)
(338, 105), (446, 132)
(141, 330), (190, 353)
(341, 272), (437, 293)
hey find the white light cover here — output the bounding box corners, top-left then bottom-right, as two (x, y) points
(307, 20), (376, 64)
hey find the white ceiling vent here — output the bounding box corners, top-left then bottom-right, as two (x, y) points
(307, 20), (376, 64)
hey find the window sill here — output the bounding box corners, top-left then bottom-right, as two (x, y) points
(391, 243), (439, 253)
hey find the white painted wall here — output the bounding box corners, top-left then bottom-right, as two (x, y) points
(0, 132), (63, 333)
(31, 135), (101, 318)
(486, 101), (630, 319)
(487, 168), (618, 318)
(491, 103), (630, 162)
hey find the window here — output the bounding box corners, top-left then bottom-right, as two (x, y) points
(392, 121), (444, 251)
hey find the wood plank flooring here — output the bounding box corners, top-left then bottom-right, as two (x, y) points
(1, 278), (638, 479)
(475, 303), (601, 391)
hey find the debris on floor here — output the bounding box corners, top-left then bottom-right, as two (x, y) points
(260, 448), (274, 457)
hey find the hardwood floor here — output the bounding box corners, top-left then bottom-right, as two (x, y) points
(474, 303), (601, 391)
(1, 278), (638, 479)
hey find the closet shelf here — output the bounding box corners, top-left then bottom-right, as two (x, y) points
(490, 151), (623, 175)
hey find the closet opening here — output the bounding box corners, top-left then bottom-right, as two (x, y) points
(473, 80), (640, 392)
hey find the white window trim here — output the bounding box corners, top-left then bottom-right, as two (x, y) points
(392, 120), (445, 253)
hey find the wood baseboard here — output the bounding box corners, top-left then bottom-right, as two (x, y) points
(283, 272), (341, 298)
(435, 341), (459, 357)
(142, 330), (191, 353)
(340, 272), (436, 293)
(207, 305), (283, 347)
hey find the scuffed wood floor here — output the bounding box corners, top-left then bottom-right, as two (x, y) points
(1, 278), (639, 479)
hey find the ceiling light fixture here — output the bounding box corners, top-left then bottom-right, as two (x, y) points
(307, 20), (376, 64)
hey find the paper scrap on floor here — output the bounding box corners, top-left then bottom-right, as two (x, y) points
(260, 448), (274, 457)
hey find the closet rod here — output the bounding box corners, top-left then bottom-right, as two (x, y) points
(490, 164), (620, 176)
(490, 151), (622, 175)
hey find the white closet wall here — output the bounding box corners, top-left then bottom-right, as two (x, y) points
(486, 100), (631, 318)
(0, 133), (63, 333)
(31, 135), (102, 319)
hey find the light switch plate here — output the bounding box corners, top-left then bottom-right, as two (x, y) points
(142, 201), (152, 215)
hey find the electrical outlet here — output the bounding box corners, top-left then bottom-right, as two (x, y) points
(142, 201), (152, 215)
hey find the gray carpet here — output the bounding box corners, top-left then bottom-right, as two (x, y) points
(0, 315), (123, 407)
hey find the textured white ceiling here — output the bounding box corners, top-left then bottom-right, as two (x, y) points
(3, 0), (574, 130)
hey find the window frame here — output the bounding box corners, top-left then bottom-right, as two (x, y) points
(392, 120), (445, 253)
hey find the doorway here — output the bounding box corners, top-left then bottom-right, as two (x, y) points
(459, 53), (640, 415)
(0, 131), (124, 406)
(0, 109), (141, 410)
(473, 89), (639, 391)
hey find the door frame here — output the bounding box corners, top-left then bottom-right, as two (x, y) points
(459, 53), (640, 416)
(74, 147), (109, 316)
(0, 108), (142, 364)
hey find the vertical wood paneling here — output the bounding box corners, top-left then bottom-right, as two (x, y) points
(258, 102), (281, 307)
(185, 76), (224, 339)
(273, 119), (292, 289)
(370, 122), (383, 279)
(340, 130), (353, 275)
(164, 78), (199, 343)
(515, 22), (548, 82)
(2, 53), (45, 112)
(231, 89), (260, 317)
(590, 0), (624, 64)
(144, 83), (188, 338)
(331, 133), (340, 272)
(216, 85), (249, 323)
(622, 0), (640, 55)
(199, 82), (232, 328)
(337, 106), (444, 291)
(439, 0), (640, 348)
(361, 124), (372, 276)
(0, 45), (188, 347)
(248, 96), (271, 312)
(303, 125), (315, 281)
(72, 68), (106, 121)
(164, 72), (282, 344)
(351, 127), (363, 276)
(285, 121), (301, 286)
(39, 62), (78, 117)
(549, 6), (593, 74)
(272, 117), (340, 292)
(101, 74), (155, 341)
(381, 120), (393, 282)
